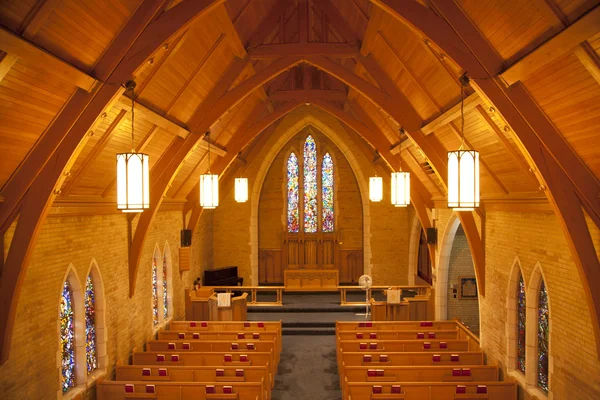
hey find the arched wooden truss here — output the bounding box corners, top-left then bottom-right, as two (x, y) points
(1, 0), (599, 363)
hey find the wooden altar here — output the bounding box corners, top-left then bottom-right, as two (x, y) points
(284, 269), (339, 291)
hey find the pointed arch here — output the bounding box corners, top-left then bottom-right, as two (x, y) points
(84, 259), (107, 376)
(506, 256), (527, 377)
(58, 265), (85, 398)
(435, 214), (462, 320)
(286, 152), (300, 233)
(407, 214), (422, 285)
(162, 242), (174, 322)
(151, 245), (162, 327)
(303, 135), (318, 233)
(321, 151), (334, 232)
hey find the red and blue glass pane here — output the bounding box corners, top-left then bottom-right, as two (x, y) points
(322, 152), (334, 232)
(152, 258), (159, 325)
(517, 275), (526, 373)
(85, 275), (97, 374)
(163, 256), (168, 319)
(303, 136), (318, 233)
(538, 281), (549, 392)
(287, 153), (299, 233)
(61, 281), (75, 392)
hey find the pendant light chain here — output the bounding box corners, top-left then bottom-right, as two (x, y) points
(460, 82), (465, 150)
(131, 85), (135, 152)
(207, 131), (211, 173)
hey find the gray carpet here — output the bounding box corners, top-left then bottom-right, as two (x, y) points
(271, 336), (341, 400)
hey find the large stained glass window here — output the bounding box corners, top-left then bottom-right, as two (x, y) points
(517, 274), (526, 373)
(303, 136), (318, 233)
(287, 153), (300, 233)
(538, 280), (549, 392)
(162, 255), (168, 320)
(85, 275), (97, 374)
(61, 281), (75, 392)
(322, 152), (334, 232)
(152, 258), (158, 325)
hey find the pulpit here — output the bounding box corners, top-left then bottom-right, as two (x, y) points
(208, 292), (248, 321)
(185, 287), (214, 321)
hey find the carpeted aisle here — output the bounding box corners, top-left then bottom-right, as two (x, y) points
(271, 335), (341, 400)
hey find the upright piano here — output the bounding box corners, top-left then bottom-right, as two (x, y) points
(204, 266), (243, 287)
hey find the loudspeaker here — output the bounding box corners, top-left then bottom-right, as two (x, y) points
(426, 228), (437, 244)
(180, 229), (192, 247)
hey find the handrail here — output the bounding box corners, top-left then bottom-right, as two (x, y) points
(452, 318), (480, 350)
(338, 285), (431, 305)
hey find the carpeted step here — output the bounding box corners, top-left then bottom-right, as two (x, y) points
(282, 327), (336, 335)
(282, 321), (335, 328)
(248, 305), (364, 313)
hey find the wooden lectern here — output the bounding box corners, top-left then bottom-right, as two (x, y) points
(208, 292), (248, 321)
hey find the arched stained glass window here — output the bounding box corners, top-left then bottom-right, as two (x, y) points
(162, 255), (168, 320)
(287, 153), (299, 233)
(152, 258), (159, 325)
(85, 275), (97, 374)
(61, 281), (76, 392)
(303, 136), (318, 233)
(517, 274), (526, 373)
(322, 152), (334, 232)
(538, 280), (549, 392)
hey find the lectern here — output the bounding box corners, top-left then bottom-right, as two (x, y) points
(208, 292), (248, 321)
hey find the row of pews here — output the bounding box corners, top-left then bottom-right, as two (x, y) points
(97, 320), (282, 400)
(337, 320), (517, 400)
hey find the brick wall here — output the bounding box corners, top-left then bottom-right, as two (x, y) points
(446, 225), (480, 334)
(0, 211), (193, 399)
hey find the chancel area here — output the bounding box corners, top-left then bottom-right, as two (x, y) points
(1, 0), (600, 399)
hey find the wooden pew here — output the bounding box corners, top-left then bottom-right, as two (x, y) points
(337, 330), (459, 342)
(132, 351), (275, 383)
(345, 381), (517, 400)
(336, 321), (458, 331)
(169, 321), (281, 335)
(146, 339), (278, 366)
(115, 365), (271, 398)
(341, 365), (499, 399)
(338, 339), (471, 353)
(97, 378), (265, 400)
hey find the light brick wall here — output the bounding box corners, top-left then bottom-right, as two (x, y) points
(0, 211), (193, 399)
(446, 225), (480, 334)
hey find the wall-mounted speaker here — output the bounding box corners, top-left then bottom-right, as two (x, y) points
(426, 228), (437, 244)
(181, 229), (192, 247)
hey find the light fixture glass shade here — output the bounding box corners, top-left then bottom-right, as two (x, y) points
(391, 171), (410, 207)
(235, 178), (248, 203)
(200, 174), (219, 209)
(369, 176), (383, 202)
(116, 152), (149, 212)
(448, 150), (480, 210)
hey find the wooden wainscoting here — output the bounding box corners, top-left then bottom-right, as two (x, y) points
(259, 249), (283, 284)
(339, 248), (363, 283)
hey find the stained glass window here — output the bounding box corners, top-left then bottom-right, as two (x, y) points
(85, 275), (97, 374)
(61, 280), (75, 392)
(322, 152), (334, 232)
(152, 258), (158, 325)
(517, 274), (526, 373)
(287, 153), (299, 233)
(162, 255), (168, 320)
(538, 280), (549, 392)
(303, 136), (318, 233)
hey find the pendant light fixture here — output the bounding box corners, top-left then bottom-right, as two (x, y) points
(116, 80), (149, 213)
(199, 131), (219, 209)
(369, 175), (383, 202)
(391, 128), (410, 207)
(448, 75), (479, 211)
(235, 177), (248, 203)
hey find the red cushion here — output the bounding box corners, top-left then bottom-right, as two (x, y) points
(417, 332), (425, 339)
(231, 343), (239, 350)
(359, 343), (367, 350)
(200, 321), (208, 327)
(253, 333), (260, 339)
(462, 368), (471, 376)
(156, 354), (165, 362)
(223, 386), (233, 394)
(178, 333), (185, 339)
(372, 385), (382, 394)
(432, 354), (441, 362)
(423, 342), (431, 349)
(379, 354), (388, 362)
(216, 369), (224, 377)
(440, 342), (447, 349)
(193, 333), (200, 339)
(367, 369), (376, 377)
(369, 343), (377, 350)
(363, 355), (372, 362)
(189, 322), (197, 327)
(224, 354), (232, 362)
(206, 385), (215, 394)
(240, 354), (248, 362)
(182, 343), (190, 350)
(171, 354), (179, 362)
(124, 384), (134, 393)
(369, 333), (377, 339)
(237, 333), (245, 339)
(451, 354), (459, 362)
(247, 343), (255, 350)
(376, 369), (384, 377)
(142, 368), (151, 376)
(244, 322), (251, 327)
(145, 385), (155, 394)
(428, 332), (436, 339)
(391, 385), (401, 394)
(477, 385), (487, 394)
(356, 333), (363, 339)
(456, 385), (466, 394)
(168, 343), (175, 350)
(158, 368), (167, 377)
(366, 322), (372, 327)
(359, 322), (366, 328)
(257, 322), (265, 328)
(452, 368), (461, 376)
(236, 369), (244, 377)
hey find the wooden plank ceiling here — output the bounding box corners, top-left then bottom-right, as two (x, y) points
(1, 0), (600, 212)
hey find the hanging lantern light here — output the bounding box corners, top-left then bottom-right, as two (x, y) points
(369, 176), (383, 202)
(235, 177), (248, 203)
(448, 75), (480, 211)
(199, 132), (218, 209)
(391, 128), (411, 207)
(117, 80), (149, 212)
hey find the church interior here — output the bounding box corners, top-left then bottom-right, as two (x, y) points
(1, 0), (600, 399)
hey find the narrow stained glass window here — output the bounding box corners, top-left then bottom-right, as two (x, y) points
(152, 258), (158, 325)
(287, 152), (299, 233)
(517, 274), (526, 373)
(538, 280), (549, 392)
(322, 152), (334, 232)
(303, 136), (318, 233)
(162, 255), (168, 320)
(61, 281), (75, 392)
(85, 275), (97, 374)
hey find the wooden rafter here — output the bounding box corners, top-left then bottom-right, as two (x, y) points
(270, 89), (347, 102)
(405, 147), (444, 195)
(315, 0), (359, 44)
(0, 52), (18, 83)
(246, 0), (292, 47)
(19, 0), (59, 40)
(248, 43), (358, 58)
(0, 0), (225, 365)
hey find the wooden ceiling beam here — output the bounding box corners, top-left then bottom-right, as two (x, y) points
(0, 52), (18, 83)
(500, 4), (600, 85)
(0, 27), (97, 91)
(315, 0), (359, 44)
(19, 0), (60, 40)
(118, 96), (188, 139)
(375, 0), (600, 356)
(405, 147), (445, 195)
(270, 89), (347, 102)
(246, 0), (292, 47)
(574, 38), (600, 86)
(0, 0), (224, 365)
(248, 43), (359, 59)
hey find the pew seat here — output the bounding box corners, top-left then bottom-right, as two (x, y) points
(338, 339), (470, 353)
(345, 381), (517, 400)
(159, 329), (281, 355)
(337, 330), (460, 342)
(336, 321), (458, 332)
(170, 321), (281, 333)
